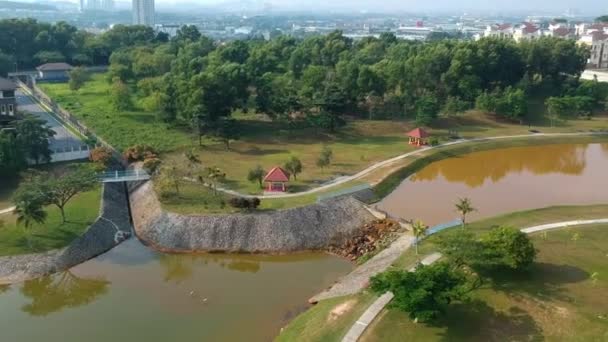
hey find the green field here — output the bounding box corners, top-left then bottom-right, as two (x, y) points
(39, 73), (608, 213)
(0, 186), (101, 256)
(39, 74), (197, 153)
(278, 205), (608, 341)
(363, 224), (608, 341)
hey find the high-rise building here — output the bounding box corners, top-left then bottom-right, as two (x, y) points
(101, 0), (114, 11)
(133, 0), (155, 27)
(87, 0), (100, 10)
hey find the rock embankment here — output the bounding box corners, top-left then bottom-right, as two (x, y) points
(0, 182), (132, 284)
(327, 219), (403, 261)
(130, 181), (375, 253)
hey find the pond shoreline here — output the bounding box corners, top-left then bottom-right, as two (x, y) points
(0, 182), (132, 285)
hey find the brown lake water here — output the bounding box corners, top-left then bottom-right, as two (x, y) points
(378, 143), (608, 226)
(0, 239), (352, 341)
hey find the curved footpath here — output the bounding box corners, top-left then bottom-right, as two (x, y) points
(0, 206), (15, 215)
(129, 181), (375, 253)
(214, 131), (608, 199)
(339, 218), (608, 342)
(0, 183), (132, 285)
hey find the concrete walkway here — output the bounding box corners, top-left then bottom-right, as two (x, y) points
(310, 234), (417, 303)
(340, 218), (608, 341)
(341, 252), (442, 342)
(209, 132), (607, 200)
(0, 207), (15, 215)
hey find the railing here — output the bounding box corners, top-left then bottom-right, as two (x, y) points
(15, 79), (125, 165)
(99, 169), (150, 183)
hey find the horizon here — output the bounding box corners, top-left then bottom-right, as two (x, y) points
(32, 0), (608, 15)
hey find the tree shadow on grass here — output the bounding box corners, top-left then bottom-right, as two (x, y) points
(485, 263), (589, 303)
(31, 227), (82, 247)
(435, 299), (543, 342)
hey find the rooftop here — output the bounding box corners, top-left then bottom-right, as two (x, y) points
(36, 63), (74, 71)
(263, 167), (290, 183)
(0, 77), (16, 91)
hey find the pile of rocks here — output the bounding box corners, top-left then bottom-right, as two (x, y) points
(328, 219), (402, 261)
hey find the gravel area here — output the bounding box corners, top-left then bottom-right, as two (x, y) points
(130, 181), (375, 253)
(0, 182), (132, 285)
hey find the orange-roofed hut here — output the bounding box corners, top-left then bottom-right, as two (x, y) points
(263, 167), (290, 192)
(407, 128), (429, 147)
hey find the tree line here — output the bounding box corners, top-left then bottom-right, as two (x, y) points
(0, 18), (167, 76)
(0, 116), (55, 177)
(99, 26), (594, 143)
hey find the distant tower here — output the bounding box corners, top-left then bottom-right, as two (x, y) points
(79, 0), (85, 12)
(133, 0), (155, 27)
(101, 0), (114, 11)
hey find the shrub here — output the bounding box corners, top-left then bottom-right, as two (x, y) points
(142, 157), (162, 174)
(429, 137), (440, 146)
(123, 144), (158, 162)
(229, 197), (261, 210)
(89, 147), (113, 170)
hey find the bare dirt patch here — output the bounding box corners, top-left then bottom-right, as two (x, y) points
(328, 299), (358, 322)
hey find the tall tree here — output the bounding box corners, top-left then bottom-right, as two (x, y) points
(46, 166), (97, 223)
(411, 220), (429, 256)
(15, 116), (55, 165)
(284, 156), (303, 180)
(455, 198), (476, 228)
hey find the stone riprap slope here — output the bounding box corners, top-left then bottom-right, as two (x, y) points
(0, 182), (132, 284)
(130, 182), (375, 253)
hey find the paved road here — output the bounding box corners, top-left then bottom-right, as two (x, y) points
(16, 89), (84, 152)
(582, 70), (608, 83)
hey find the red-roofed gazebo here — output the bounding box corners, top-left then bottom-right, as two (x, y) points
(407, 128), (430, 147)
(263, 167), (290, 192)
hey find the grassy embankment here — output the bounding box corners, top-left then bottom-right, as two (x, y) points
(276, 205), (608, 342)
(0, 163), (102, 256)
(0, 187), (101, 256)
(40, 74), (608, 213)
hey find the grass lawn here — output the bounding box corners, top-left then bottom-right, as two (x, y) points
(38, 74), (197, 153)
(279, 205), (608, 341)
(275, 292), (378, 342)
(362, 223), (608, 341)
(0, 186), (101, 256)
(39, 73), (608, 212)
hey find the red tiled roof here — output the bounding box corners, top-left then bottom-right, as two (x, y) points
(521, 23), (539, 34)
(407, 128), (430, 139)
(553, 27), (571, 36)
(496, 24), (512, 31)
(263, 167), (290, 182)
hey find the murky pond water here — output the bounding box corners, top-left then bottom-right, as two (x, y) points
(0, 239), (352, 341)
(379, 143), (608, 226)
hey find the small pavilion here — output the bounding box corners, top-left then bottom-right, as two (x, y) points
(407, 128), (430, 147)
(263, 167), (290, 192)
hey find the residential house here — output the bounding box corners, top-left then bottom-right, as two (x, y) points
(513, 22), (541, 42)
(0, 77), (17, 117)
(548, 27), (575, 39)
(36, 62), (73, 81)
(483, 24), (513, 39)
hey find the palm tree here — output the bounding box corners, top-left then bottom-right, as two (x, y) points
(14, 201), (47, 250)
(412, 220), (428, 256)
(455, 198), (476, 228)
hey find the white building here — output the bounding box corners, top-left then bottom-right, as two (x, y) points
(482, 24), (513, 39)
(513, 22), (541, 42)
(579, 31), (608, 69)
(133, 0), (155, 27)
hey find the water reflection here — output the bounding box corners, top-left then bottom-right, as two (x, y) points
(412, 144), (587, 187)
(19, 271), (109, 316)
(379, 143), (608, 226)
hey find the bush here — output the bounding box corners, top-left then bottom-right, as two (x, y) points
(142, 157), (162, 174)
(484, 226), (537, 270)
(123, 144), (158, 162)
(229, 197), (261, 210)
(89, 147), (113, 170)
(429, 137), (440, 146)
